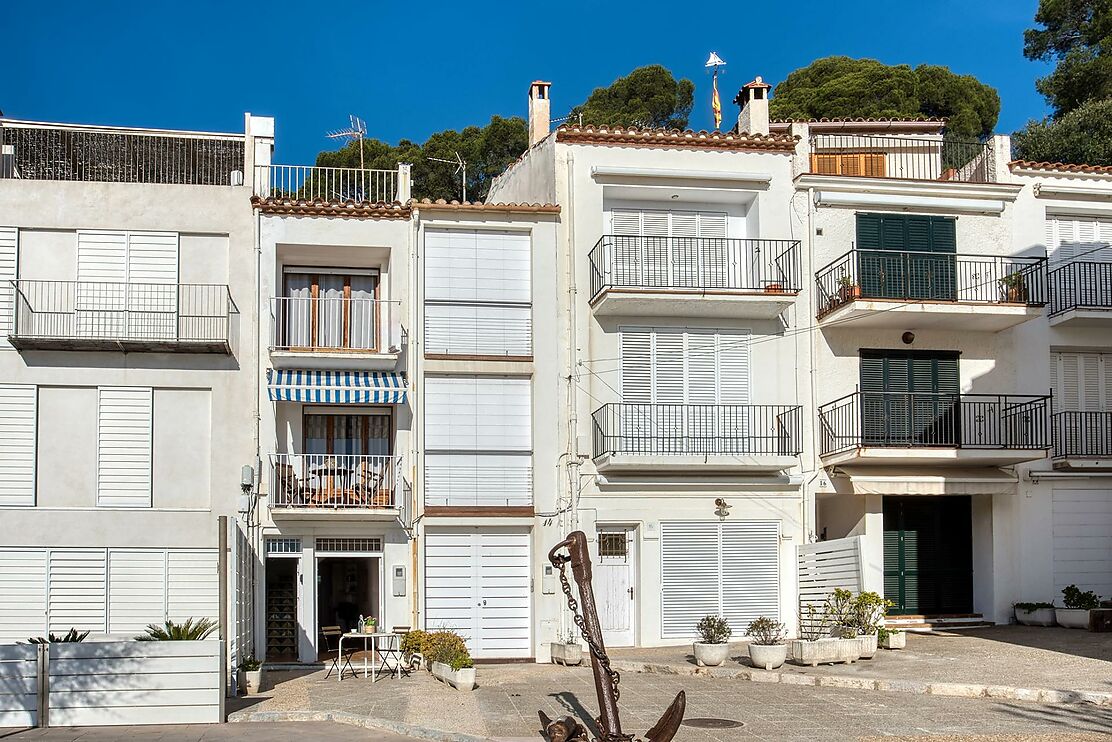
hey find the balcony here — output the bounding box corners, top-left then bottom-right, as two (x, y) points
(9, 280), (236, 353)
(1052, 412), (1112, 470)
(269, 453), (401, 519)
(815, 250), (1047, 331)
(0, 119), (245, 185)
(1048, 261), (1112, 327)
(588, 236), (801, 318)
(592, 403), (802, 472)
(807, 134), (993, 184)
(254, 164), (403, 205)
(270, 296), (401, 369)
(818, 392), (1051, 466)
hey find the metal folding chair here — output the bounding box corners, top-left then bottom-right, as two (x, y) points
(378, 626), (410, 677)
(321, 625), (356, 680)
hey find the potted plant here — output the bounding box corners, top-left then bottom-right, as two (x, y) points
(878, 626), (906, 650)
(1056, 585), (1101, 629)
(850, 591), (891, 659)
(692, 615), (731, 667)
(400, 629), (428, 669)
(745, 617), (787, 670)
(549, 629), (584, 666)
(1000, 271), (1027, 303)
(238, 656), (262, 695)
(1014, 601), (1056, 626)
(764, 282), (785, 294)
(837, 274), (860, 302)
(790, 594), (862, 667)
(425, 630), (476, 691)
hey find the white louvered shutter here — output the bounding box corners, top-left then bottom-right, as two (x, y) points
(0, 227), (16, 347)
(0, 384), (36, 506)
(669, 211), (699, 287)
(686, 331), (718, 453)
(720, 521), (781, 628)
(107, 550), (167, 634)
(641, 211), (671, 286)
(0, 549), (47, 641)
(126, 232), (179, 340)
(660, 522), (721, 637)
(77, 231), (128, 337)
(611, 210), (643, 286)
(166, 550), (219, 622)
(97, 387), (153, 507)
(48, 549), (107, 634)
(619, 329), (653, 404)
(698, 212), (730, 287)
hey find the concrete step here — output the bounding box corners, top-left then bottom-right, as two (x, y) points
(885, 614), (994, 632)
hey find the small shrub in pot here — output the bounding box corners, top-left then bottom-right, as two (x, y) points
(877, 626), (905, 650)
(1014, 601), (1056, 626)
(745, 617), (787, 670)
(237, 655), (263, 695)
(692, 615), (731, 667)
(1057, 585), (1100, 629)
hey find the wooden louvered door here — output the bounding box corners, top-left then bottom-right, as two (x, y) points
(860, 351), (960, 447)
(883, 496), (973, 615)
(856, 214), (956, 301)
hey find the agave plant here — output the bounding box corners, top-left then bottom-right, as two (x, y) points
(27, 628), (90, 644)
(136, 617), (218, 641)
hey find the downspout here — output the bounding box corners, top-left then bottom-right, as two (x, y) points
(803, 185), (822, 542)
(564, 151), (580, 533)
(410, 204), (421, 628)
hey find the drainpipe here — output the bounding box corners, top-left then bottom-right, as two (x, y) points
(410, 206), (422, 628)
(803, 185), (820, 542)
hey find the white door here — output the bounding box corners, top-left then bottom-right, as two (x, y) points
(424, 529), (531, 658)
(594, 527), (636, 647)
(1053, 487), (1112, 598)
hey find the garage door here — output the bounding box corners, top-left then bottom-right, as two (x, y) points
(424, 529), (531, 658)
(660, 521), (780, 638)
(1053, 488), (1112, 597)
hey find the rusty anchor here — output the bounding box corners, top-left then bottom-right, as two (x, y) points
(539, 531), (686, 742)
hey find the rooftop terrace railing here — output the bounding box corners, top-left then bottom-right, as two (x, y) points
(808, 134), (994, 184)
(0, 119), (246, 185)
(254, 164), (400, 204)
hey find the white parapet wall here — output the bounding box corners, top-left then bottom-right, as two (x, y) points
(45, 639), (223, 727)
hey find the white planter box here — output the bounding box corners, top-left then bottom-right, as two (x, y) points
(431, 660), (476, 691)
(747, 643), (787, 670)
(790, 638), (861, 667)
(880, 631), (906, 650)
(856, 633), (878, 659)
(1055, 608), (1091, 629)
(549, 642), (583, 666)
(693, 642), (730, 667)
(1015, 607), (1056, 626)
(239, 669), (263, 695)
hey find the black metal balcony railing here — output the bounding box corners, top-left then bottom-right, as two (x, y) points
(588, 236), (801, 299)
(592, 403), (803, 458)
(1048, 261), (1112, 316)
(818, 392), (1052, 456)
(10, 280), (237, 352)
(815, 250), (1048, 317)
(1053, 411), (1112, 458)
(808, 134), (994, 183)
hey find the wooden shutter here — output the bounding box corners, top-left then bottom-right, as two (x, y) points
(0, 227), (16, 347)
(107, 550), (167, 634)
(685, 331), (718, 405)
(97, 387), (153, 507)
(1047, 216), (1112, 266)
(48, 549), (107, 634)
(610, 211), (643, 286)
(0, 549), (47, 641)
(126, 232), (179, 339)
(0, 384), (36, 507)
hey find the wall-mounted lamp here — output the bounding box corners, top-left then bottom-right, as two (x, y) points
(714, 497), (731, 518)
(901, 331), (916, 345)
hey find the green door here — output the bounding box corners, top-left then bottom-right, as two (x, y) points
(883, 496), (974, 615)
(860, 350), (960, 446)
(856, 213), (957, 300)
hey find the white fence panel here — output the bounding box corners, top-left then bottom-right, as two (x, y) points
(0, 644), (38, 728)
(797, 536), (864, 608)
(47, 639), (221, 726)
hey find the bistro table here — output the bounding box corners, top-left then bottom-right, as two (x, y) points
(310, 461), (352, 503)
(338, 631), (400, 682)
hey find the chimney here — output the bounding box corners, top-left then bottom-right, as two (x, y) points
(735, 76), (771, 136)
(528, 81), (552, 147)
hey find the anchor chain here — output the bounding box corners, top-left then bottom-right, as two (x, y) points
(553, 555), (622, 703)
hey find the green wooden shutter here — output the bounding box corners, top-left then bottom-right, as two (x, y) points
(855, 213), (883, 249)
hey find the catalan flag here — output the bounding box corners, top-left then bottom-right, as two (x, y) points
(712, 69), (722, 130)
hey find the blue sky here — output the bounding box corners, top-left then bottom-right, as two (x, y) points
(6, 1), (1049, 165)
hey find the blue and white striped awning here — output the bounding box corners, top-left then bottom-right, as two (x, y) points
(267, 369), (408, 404)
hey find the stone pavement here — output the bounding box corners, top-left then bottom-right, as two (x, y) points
(610, 625), (1112, 699)
(230, 662), (1112, 741)
(3, 721), (415, 741)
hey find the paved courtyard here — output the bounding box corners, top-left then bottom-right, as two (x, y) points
(2, 721), (415, 741)
(232, 661), (1112, 741)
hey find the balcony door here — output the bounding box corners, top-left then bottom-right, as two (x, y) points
(76, 231), (179, 340)
(303, 409), (392, 457)
(861, 350), (959, 447)
(300, 409), (392, 503)
(856, 214), (956, 301)
(282, 271), (377, 350)
(610, 209), (729, 288)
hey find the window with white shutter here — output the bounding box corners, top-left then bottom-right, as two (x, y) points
(0, 549), (48, 641)
(424, 230), (532, 356)
(0, 227), (17, 348)
(0, 384), (36, 506)
(607, 209), (732, 287)
(48, 549), (107, 634)
(1046, 216), (1112, 266)
(619, 327), (751, 404)
(1052, 352), (1111, 411)
(76, 231), (179, 339)
(423, 376), (533, 507)
(166, 550), (220, 621)
(107, 550), (167, 634)
(660, 520), (780, 637)
(97, 387), (153, 507)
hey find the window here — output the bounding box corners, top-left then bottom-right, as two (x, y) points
(76, 231), (179, 340)
(855, 213), (957, 301)
(607, 208), (730, 288)
(303, 409), (392, 456)
(811, 153), (886, 177)
(619, 327), (750, 405)
(0, 384), (36, 507)
(598, 533), (628, 558)
(859, 350), (960, 447)
(97, 386), (153, 508)
(424, 230), (532, 357)
(280, 270), (379, 350)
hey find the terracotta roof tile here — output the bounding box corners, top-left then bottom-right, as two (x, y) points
(1009, 160), (1112, 175)
(413, 199), (560, 214)
(555, 124), (797, 152)
(251, 196), (412, 219)
(769, 116), (946, 124)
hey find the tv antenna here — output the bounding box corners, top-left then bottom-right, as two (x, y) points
(428, 151), (467, 202)
(327, 114), (367, 169)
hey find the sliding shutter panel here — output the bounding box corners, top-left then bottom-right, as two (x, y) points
(107, 550), (167, 634)
(0, 384), (36, 506)
(611, 211), (643, 286)
(652, 329), (686, 405)
(48, 549), (107, 634)
(641, 212), (670, 286)
(0, 227), (16, 347)
(0, 550), (47, 641)
(717, 331), (750, 405)
(167, 551), (219, 622)
(77, 231), (128, 338)
(97, 387), (153, 507)
(619, 329), (653, 404)
(720, 521), (781, 627)
(77, 231), (128, 282)
(126, 232), (179, 340)
(660, 522), (721, 637)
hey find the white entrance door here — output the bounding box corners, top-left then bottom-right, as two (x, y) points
(594, 527), (636, 646)
(1053, 487), (1112, 597)
(424, 529), (532, 658)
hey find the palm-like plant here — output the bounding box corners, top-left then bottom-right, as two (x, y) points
(27, 628), (89, 644)
(136, 617), (218, 641)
